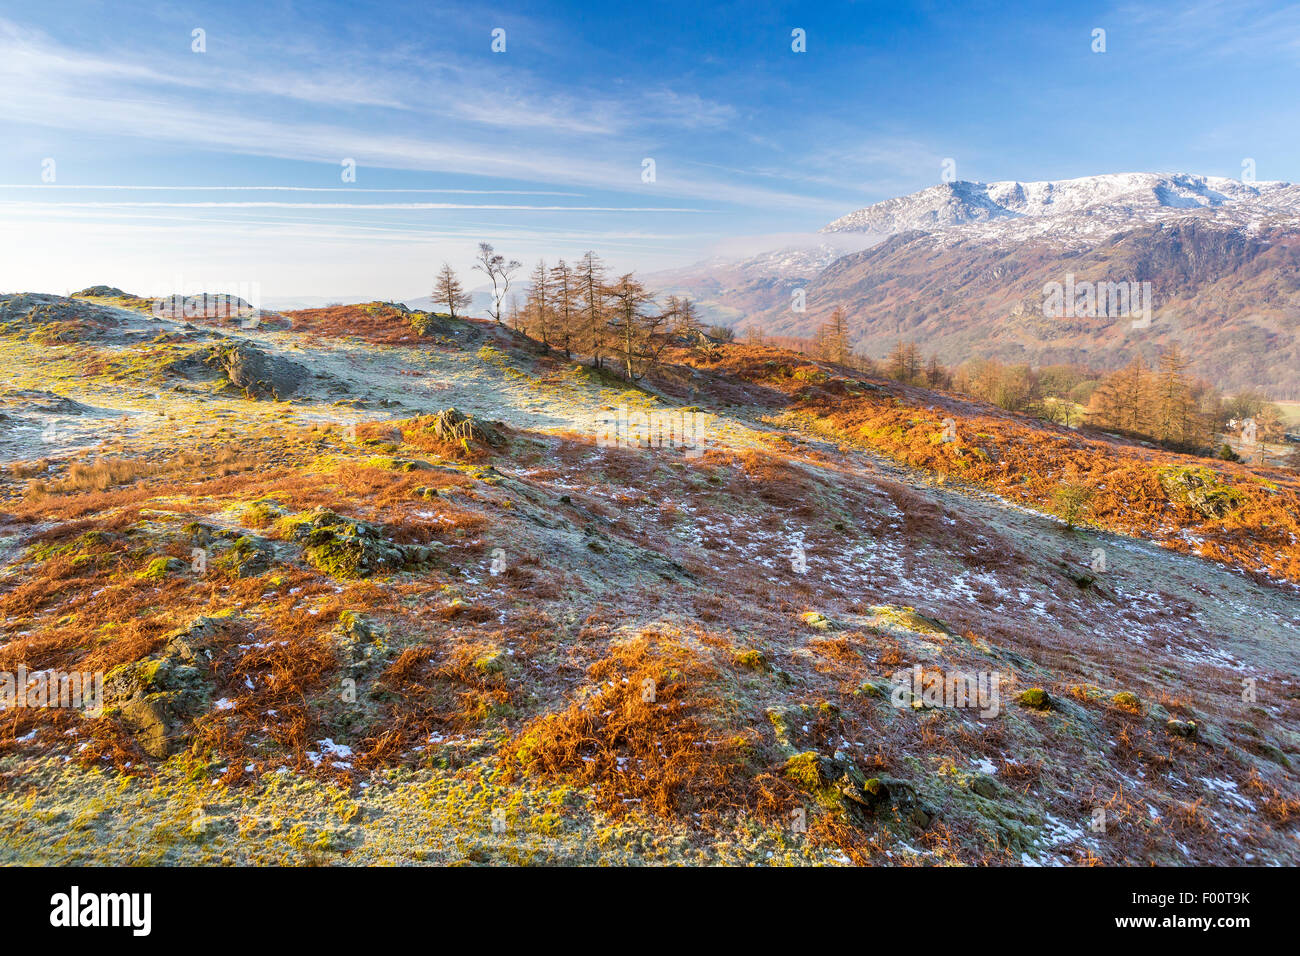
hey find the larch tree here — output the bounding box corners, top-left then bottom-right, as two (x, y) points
(606, 273), (670, 381)
(525, 259), (552, 349)
(674, 296), (701, 337)
(577, 251), (608, 370)
(549, 259), (577, 358)
(821, 306), (850, 364)
(433, 263), (471, 319)
(1153, 345), (1199, 449)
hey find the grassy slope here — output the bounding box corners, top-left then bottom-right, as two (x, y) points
(0, 296), (1297, 866)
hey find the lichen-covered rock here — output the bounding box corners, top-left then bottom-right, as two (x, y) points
(103, 614), (237, 758)
(278, 508), (433, 578)
(1015, 688), (1053, 711)
(164, 613), (236, 664)
(1159, 466), (1243, 519)
(118, 696), (172, 759)
(970, 774), (1004, 799)
(217, 343), (307, 399)
(162, 342), (308, 400)
(800, 611), (837, 630)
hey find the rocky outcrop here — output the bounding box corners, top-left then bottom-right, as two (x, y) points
(162, 342), (309, 400)
(104, 614), (236, 758)
(278, 508), (438, 578)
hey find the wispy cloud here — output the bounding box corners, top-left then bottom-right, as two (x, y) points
(0, 16), (832, 212)
(0, 200), (706, 212)
(1114, 0), (1300, 59)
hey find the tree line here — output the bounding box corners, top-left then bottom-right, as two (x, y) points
(744, 318), (1290, 457)
(433, 244), (707, 382)
(436, 259), (1293, 460)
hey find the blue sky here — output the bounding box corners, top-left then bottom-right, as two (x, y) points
(3, 0), (1299, 303)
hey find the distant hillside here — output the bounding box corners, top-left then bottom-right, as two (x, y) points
(745, 218), (1300, 396)
(644, 240), (873, 326)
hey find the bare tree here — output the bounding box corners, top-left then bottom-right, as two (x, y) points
(662, 295), (702, 338)
(887, 340), (921, 384)
(577, 251), (608, 370)
(473, 242), (522, 324)
(506, 292), (522, 331)
(433, 263), (471, 319)
(606, 274), (672, 381)
(549, 259), (577, 358)
(525, 259), (552, 349)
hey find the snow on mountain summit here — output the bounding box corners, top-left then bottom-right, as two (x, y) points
(822, 172), (1299, 239)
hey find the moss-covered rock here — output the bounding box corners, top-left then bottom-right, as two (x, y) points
(103, 614), (236, 758)
(277, 508), (432, 579)
(1158, 466), (1244, 519)
(473, 648), (508, 676)
(365, 456), (432, 472)
(800, 611), (837, 630)
(766, 707), (799, 754)
(215, 535), (272, 578)
(871, 605), (951, 636)
(1112, 691), (1143, 713)
(782, 751), (844, 811)
(854, 679), (890, 699)
(1015, 688), (1053, 711)
(136, 556), (186, 580)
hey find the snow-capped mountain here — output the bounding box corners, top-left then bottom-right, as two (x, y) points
(822, 172), (1300, 245)
(711, 242), (853, 280)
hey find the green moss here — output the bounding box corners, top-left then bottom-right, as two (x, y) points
(241, 499), (286, 527)
(29, 529), (112, 563)
(854, 680), (889, 699)
(1015, 688), (1053, 711)
(800, 611), (836, 630)
(1112, 691), (1142, 713)
(871, 605), (950, 636)
(473, 648), (507, 675)
(1157, 465), (1245, 518)
(365, 456), (431, 472)
(732, 649), (767, 671)
(782, 751), (825, 790)
(137, 556), (180, 580)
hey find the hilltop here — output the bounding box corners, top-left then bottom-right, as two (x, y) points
(0, 290), (1297, 865)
